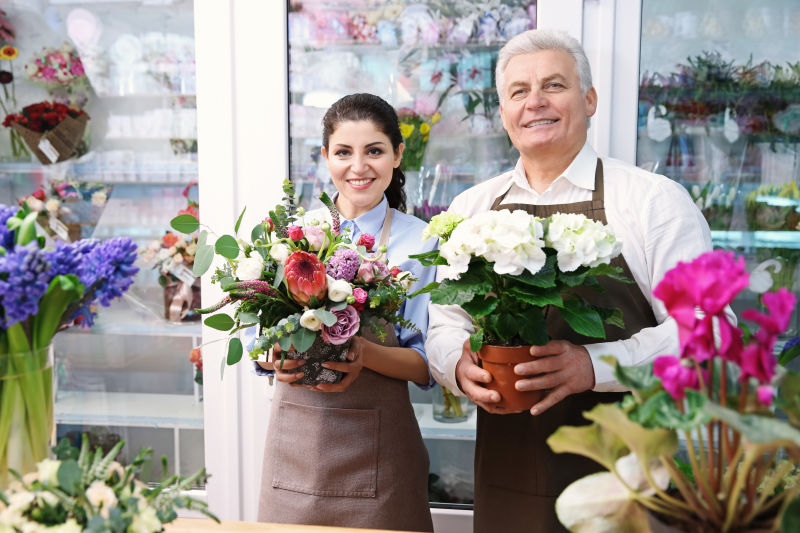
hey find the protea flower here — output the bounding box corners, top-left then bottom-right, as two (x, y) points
(284, 251), (327, 306)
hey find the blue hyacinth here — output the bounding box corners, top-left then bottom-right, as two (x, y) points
(0, 243), (53, 329)
(0, 204), (18, 250)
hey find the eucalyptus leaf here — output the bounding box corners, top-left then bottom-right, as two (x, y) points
(277, 336), (293, 352)
(251, 223), (265, 243)
(313, 309), (338, 327)
(237, 311), (260, 325)
(170, 214), (199, 234)
(234, 206), (246, 234)
(227, 337), (243, 365)
(220, 276), (236, 291)
(204, 313), (235, 331)
(330, 301), (348, 311)
(56, 459), (82, 495)
(291, 327), (316, 353)
(193, 243), (214, 276)
(273, 263), (284, 288)
(215, 235), (240, 259)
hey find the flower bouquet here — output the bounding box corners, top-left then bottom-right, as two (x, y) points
(2, 101), (89, 164)
(0, 434), (218, 532)
(24, 42), (90, 110)
(0, 17), (31, 162)
(689, 182), (737, 231)
(397, 106), (442, 172)
(0, 203), (138, 487)
(170, 180), (417, 385)
(412, 209), (626, 410)
(18, 180), (111, 242)
(548, 250), (800, 532)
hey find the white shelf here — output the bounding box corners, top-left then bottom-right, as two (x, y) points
(61, 303), (202, 338)
(55, 390), (203, 429)
(711, 230), (800, 250)
(414, 402), (477, 441)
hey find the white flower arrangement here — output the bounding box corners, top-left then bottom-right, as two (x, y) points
(545, 212), (623, 272)
(0, 435), (217, 533)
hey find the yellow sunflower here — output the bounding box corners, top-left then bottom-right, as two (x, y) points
(0, 45), (18, 60)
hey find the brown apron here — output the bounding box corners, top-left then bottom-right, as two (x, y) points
(474, 159), (658, 533)
(258, 205), (433, 532)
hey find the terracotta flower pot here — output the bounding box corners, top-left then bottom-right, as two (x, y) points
(477, 345), (544, 412)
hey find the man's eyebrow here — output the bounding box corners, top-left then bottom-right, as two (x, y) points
(541, 74), (568, 84)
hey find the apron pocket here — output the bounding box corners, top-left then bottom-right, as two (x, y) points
(272, 400), (379, 498)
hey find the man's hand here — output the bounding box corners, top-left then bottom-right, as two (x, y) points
(455, 340), (521, 414)
(513, 340), (596, 416)
(315, 336), (365, 392)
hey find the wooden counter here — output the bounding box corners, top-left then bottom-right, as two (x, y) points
(164, 518), (419, 533)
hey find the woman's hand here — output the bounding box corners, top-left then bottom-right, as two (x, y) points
(270, 344), (306, 385)
(314, 337), (365, 392)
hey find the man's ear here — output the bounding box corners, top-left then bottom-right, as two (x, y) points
(585, 87), (598, 118)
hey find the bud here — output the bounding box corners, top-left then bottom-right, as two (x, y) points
(346, 295), (356, 304)
(309, 218), (320, 226)
(296, 207), (306, 216)
(320, 222), (331, 232)
(378, 245), (387, 254)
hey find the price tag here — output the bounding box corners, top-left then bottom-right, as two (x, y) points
(646, 105), (671, 142)
(37, 138), (60, 163)
(723, 108), (740, 143)
(170, 264), (197, 285)
(49, 216), (71, 241)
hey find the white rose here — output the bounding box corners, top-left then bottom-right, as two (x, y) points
(50, 519), (82, 533)
(269, 243), (290, 263)
(8, 491), (34, 511)
(236, 255), (264, 281)
(45, 199), (61, 214)
(25, 197), (44, 212)
(36, 458), (61, 485)
(129, 505), (161, 533)
(85, 480), (117, 518)
(327, 277), (353, 302)
(299, 308), (322, 331)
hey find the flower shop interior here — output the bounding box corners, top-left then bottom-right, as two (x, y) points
(1, 1), (799, 532)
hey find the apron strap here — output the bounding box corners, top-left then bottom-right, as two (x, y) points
(377, 202), (392, 248)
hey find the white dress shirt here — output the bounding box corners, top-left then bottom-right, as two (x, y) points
(425, 142), (725, 393)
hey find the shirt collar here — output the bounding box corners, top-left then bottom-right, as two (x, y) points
(335, 194), (388, 238)
(503, 142), (599, 195)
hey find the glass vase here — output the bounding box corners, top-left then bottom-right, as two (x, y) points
(0, 345), (54, 488)
(0, 126), (32, 162)
(432, 384), (476, 423)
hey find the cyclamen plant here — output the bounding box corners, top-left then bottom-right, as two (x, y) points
(412, 209), (626, 351)
(548, 250), (800, 533)
(170, 180), (417, 384)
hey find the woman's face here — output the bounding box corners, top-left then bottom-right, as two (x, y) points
(321, 120), (403, 220)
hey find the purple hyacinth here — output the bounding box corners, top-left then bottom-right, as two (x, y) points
(0, 205), (18, 250)
(326, 248), (360, 281)
(45, 240), (99, 281)
(0, 243), (53, 328)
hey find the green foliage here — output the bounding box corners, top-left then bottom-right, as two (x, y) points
(170, 214), (199, 234)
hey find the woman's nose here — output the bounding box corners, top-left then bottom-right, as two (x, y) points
(351, 154), (367, 174)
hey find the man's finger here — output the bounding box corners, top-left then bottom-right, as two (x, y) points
(530, 386), (570, 416)
(514, 355), (564, 377)
(515, 369), (566, 392)
(529, 341), (568, 357)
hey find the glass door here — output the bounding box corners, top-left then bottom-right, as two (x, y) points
(287, 0), (537, 508)
(636, 0), (800, 340)
(0, 0), (203, 484)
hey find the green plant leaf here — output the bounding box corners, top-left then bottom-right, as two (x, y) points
(469, 328), (484, 353)
(313, 309), (337, 327)
(776, 370), (800, 426)
(461, 295), (498, 318)
(561, 298), (606, 339)
(237, 311), (260, 325)
(171, 214), (199, 234)
(226, 337), (243, 365)
(251, 223), (265, 244)
(273, 263), (284, 289)
(204, 313), (235, 331)
(290, 327), (316, 353)
(57, 459), (83, 495)
(214, 235), (240, 259)
(16, 211), (38, 246)
(495, 313), (519, 342)
(513, 255), (557, 288)
(780, 342), (800, 366)
(604, 357), (660, 395)
(234, 206), (246, 234)
(629, 390), (710, 430)
(193, 232), (214, 276)
(547, 423), (628, 472)
(277, 335), (293, 353)
(781, 494), (800, 533)
(703, 401), (800, 445)
(585, 402), (678, 462)
(518, 308), (548, 346)
(506, 285), (563, 307)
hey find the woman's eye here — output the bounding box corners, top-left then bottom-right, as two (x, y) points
(334, 149), (350, 156)
(368, 148), (384, 156)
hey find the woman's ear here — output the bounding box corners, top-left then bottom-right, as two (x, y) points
(320, 145), (328, 160)
(394, 143), (405, 168)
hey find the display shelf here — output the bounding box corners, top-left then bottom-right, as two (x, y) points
(711, 230), (800, 250)
(413, 402), (477, 441)
(61, 303), (201, 338)
(55, 390), (203, 429)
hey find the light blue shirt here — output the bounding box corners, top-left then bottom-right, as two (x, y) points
(319, 195), (438, 389)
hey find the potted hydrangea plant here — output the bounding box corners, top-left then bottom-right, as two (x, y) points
(412, 209), (626, 411)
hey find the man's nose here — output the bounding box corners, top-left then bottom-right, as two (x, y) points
(525, 89), (546, 109)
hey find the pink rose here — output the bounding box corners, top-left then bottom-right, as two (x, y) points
(356, 233), (375, 251)
(355, 259), (389, 283)
(352, 287), (368, 304)
(304, 225), (328, 251)
(321, 305), (361, 345)
(287, 225), (304, 241)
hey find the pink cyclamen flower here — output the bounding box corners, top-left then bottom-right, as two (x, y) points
(757, 385), (774, 406)
(287, 225), (304, 241)
(742, 288), (797, 336)
(321, 304), (360, 345)
(739, 342), (777, 384)
(653, 355), (701, 401)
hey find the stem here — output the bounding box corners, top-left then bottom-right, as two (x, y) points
(684, 427), (724, 522)
(722, 449), (759, 531)
(743, 459), (794, 524)
(660, 455), (711, 520)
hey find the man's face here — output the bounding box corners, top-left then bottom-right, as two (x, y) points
(499, 49), (597, 160)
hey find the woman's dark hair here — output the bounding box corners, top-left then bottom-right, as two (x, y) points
(322, 93), (406, 213)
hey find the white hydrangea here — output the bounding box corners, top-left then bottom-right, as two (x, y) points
(545, 213), (622, 272)
(439, 209), (546, 278)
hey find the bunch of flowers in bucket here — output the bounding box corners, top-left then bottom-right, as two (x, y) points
(2, 101), (89, 164)
(170, 180), (417, 385)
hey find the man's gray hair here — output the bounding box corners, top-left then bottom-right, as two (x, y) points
(495, 29), (593, 102)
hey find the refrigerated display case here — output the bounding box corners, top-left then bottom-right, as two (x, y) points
(286, 0), (536, 507)
(635, 0), (800, 338)
(0, 0), (203, 484)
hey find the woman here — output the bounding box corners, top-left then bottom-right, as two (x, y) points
(256, 93), (436, 532)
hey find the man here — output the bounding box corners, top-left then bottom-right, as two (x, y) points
(425, 29), (725, 532)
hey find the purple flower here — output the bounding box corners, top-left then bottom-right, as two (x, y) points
(321, 304), (360, 345)
(72, 237), (138, 326)
(326, 248), (360, 281)
(653, 355), (701, 401)
(0, 244), (52, 328)
(0, 204), (18, 250)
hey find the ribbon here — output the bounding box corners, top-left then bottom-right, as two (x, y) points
(168, 280), (195, 322)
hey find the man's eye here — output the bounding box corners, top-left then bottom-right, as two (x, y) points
(511, 89), (526, 98)
(547, 82), (564, 89)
